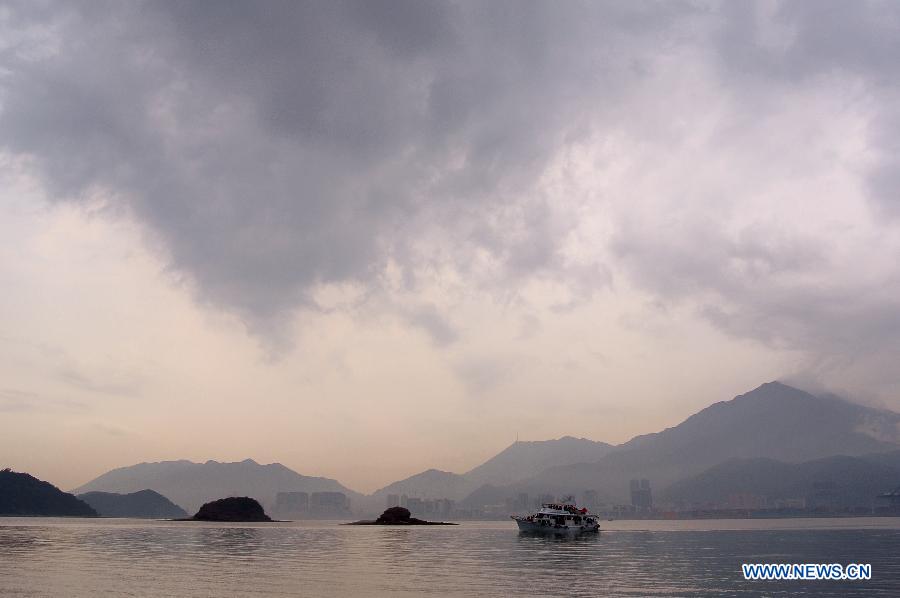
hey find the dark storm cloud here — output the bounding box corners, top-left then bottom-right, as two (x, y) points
(0, 0), (683, 335)
(3, 0), (900, 394)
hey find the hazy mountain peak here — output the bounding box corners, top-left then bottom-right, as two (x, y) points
(75, 458), (362, 513)
(624, 381), (899, 451)
(371, 468), (474, 500)
(370, 438), (617, 502)
(742, 381), (788, 396)
(735, 380), (817, 402)
(465, 436), (614, 487)
(512, 382), (900, 502)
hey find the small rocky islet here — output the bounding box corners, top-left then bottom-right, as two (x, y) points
(184, 496), (273, 522)
(347, 506), (457, 526)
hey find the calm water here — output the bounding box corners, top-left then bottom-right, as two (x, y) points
(2, 518), (900, 597)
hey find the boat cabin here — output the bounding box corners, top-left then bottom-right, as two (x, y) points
(525, 503), (595, 527)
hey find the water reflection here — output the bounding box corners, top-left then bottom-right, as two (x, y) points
(0, 527), (39, 553)
(196, 526), (264, 555)
(515, 530), (602, 545)
(0, 519), (898, 597)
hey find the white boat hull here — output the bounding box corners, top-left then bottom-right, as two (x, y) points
(513, 517), (599, 534)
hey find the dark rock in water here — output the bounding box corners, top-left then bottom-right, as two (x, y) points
(78, 489), (188, 519)
(0, 468), (97, 517)
(377, 506), (414, 523)
(191, 496), (272, 522)
(347, 506), (456, 525)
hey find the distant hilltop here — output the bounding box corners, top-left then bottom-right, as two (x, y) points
(74, 458), (362, 515)
(501, 381), (900, 502)
(368, 436), (615, 503)
(77, 489), (187, 519)
(1, 469), (97, 517)
(58, 381), (900, 520)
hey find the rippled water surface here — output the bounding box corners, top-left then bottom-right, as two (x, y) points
(2, 518), (900, 596)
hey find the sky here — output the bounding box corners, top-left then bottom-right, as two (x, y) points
(2, 0), (900, 493)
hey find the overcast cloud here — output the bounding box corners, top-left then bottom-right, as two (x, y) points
(4, 0), (900, 376)
(3, 0), (900, 488)
(1, 1), (685, 331)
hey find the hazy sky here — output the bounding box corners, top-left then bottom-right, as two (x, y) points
(2, 0), (900, 493)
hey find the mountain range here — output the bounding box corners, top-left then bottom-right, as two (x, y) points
(371, 469), (476, 502)
(64, 381), (900, 516)
(492, 382), (900, 503)
(73, 458), (363, 514)
(368, 436), (614, 502)
(77, 489), (188, 518)
(466, 436), (615, 486)
(661, 451), (900, 509)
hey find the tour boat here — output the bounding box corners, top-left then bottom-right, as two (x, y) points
(511, 501), (600, 534)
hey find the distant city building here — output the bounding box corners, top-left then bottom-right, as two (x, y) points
(630, 479), (652, 511)
(483, 503), (509, 518)
(725, 493), (767, 510)
(435, 498), (454, 517)
(878, 487), (900, 510)
(809, 481), (838, 509)
(582, 490), (599, 509)
(406, 497), (424, 516)
(386, 494), (401, 509)
(403, 497), (457, 517)
(400, 494), (408, 508)
(773, 497), (806, 510)
(879, 487), (900, 504)
(309, 492), (350, 517)
(517, 493), (529, 511)
(311, 491), (347, 509)
(274, 492), (309, 517)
